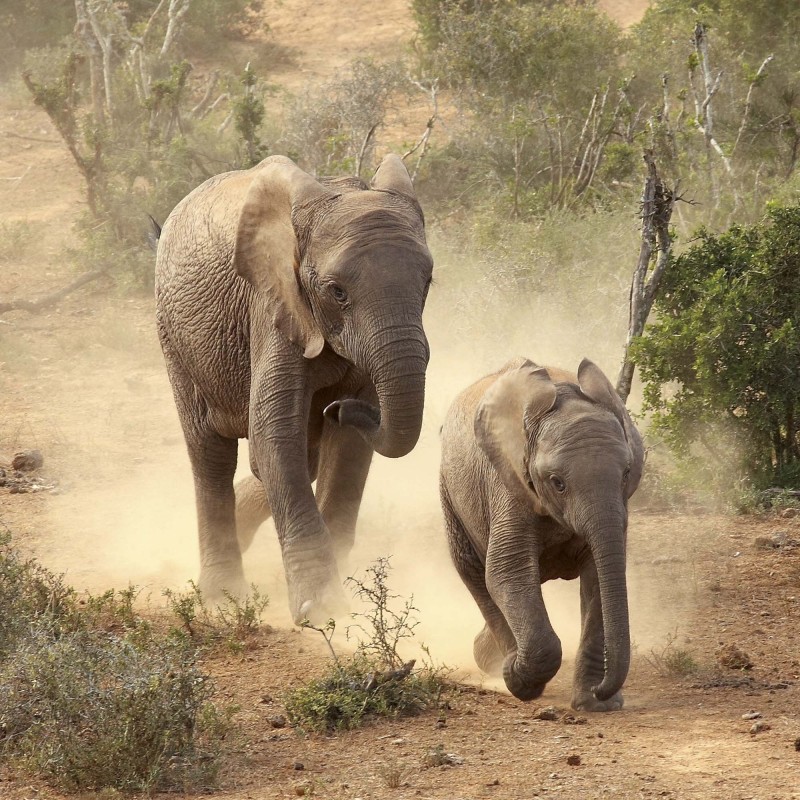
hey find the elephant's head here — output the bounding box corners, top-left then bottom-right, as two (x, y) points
(475, 359), (643, 702)
(234, 155), (433, 458)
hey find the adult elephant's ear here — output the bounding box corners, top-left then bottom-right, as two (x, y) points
(578, 358), (644, 497)
(371, 154), (416, 200)
(475, 362), (557, 515)
(234, 156), (331, 359)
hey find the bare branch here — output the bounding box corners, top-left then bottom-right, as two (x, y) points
(403, 79), (439, 183)
(355, 123), (379, 178)
(161, 0), (192, 58)
(0, 270), (108, 315)
(731, 54), (774, 160)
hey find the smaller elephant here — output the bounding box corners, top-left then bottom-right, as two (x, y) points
(439, 357), (643, 711)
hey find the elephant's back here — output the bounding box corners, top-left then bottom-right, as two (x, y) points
(439, 370), (503, 541)
(155, 169), (257, 435)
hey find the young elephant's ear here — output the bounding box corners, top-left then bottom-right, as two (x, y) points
(577, 358), (644, 497)
(475, 362), (557, 514)
(234, 156), (331, 359)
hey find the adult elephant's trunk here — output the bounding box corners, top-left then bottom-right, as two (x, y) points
(324, 328), (429, 459)
(585, 522), (631, 701)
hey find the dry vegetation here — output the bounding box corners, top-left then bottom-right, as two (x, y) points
(2, 1), (800, 798)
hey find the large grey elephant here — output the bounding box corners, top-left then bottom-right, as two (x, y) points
(155, 154), (433, 623)
(439, 357), (643, 711)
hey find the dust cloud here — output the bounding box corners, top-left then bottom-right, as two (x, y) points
(8, 230), (694, 693)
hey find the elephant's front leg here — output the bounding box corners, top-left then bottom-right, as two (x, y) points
(314, 417), (373, 564)
(572, 558), (624, 712)
(485, 508), (563, 701)
(249, 348), (346, 624)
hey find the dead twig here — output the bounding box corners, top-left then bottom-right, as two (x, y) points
(0, 270), (108, 315)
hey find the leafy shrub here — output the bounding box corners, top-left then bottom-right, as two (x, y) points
(0, 534), (231, 792)
(284, 558), (447, 733)
(0, 626), (224, 792)
(633, 204), (800, 491)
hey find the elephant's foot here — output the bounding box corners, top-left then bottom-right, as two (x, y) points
(284, 558), (348, 626)
(473, 624), (505, 676)
(571, 686), (624, 712)
(197, 561), (249, 606)
(502, 643), (561, 702)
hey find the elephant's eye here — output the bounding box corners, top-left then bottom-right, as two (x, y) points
(550, 475), (566, 493)
(329, 283), (348, 304)
(622, 467), (631, 484)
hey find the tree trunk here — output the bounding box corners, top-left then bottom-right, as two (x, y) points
(616, 150), (675, 403)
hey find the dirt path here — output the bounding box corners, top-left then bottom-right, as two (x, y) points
(3, 2), (800, 799)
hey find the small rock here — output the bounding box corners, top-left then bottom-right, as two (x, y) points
(750, 721), (771, 734)
(781, 507), (799, 519)
(754, 536), (777, 550)
(741, 711), (762, 720)
(293, 780), (313, 796)
(717, 643), (753, 670)
(534, 706), (560, 721)
(562, 713), (588, 725)
(422, 745), (463, 768)
(794, 737), (800, 752)
(293, 762), (305, 771)
(566, 755), (581, 766)
(12, 449), (43, 472)
(486, 779), (500, 786)
(268, 714), (287, 728)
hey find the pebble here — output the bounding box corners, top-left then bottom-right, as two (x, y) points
(741, 711), (762, 720)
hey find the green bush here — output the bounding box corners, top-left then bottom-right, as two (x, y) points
(0, 626), (223, 792)
(633, 204), (800, 491)
(0, 534), (231, 792)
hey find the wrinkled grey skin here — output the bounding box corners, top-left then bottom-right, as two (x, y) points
(439, 358), (643, 711)
(155, 155), (433, 623)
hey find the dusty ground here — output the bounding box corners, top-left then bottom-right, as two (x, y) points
(2, 1), (799, 798)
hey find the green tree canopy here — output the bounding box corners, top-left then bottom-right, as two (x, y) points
(633, 204), (800, 488)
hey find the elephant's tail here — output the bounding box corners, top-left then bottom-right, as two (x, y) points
(146, 214), (162, 252)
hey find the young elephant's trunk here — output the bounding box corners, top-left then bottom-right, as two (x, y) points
(585, 523), (631, 701)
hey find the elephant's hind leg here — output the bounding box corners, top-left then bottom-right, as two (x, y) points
(186, 428), (246, 601)
(474, 623), (505, 676)
(440, 479), (515, 674)
(314, 421), (373, 563)
(163, 343), (246, 602)
(234, 474), (272, 552)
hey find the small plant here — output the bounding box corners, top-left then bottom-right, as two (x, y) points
(283, 558), (448, 733)
(0, 220), (35, 263)
(163, 581), (269, 652)
(645, 629), (699, 678)
(345, 557), (421, 670)
(378, 760), (409, 788)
